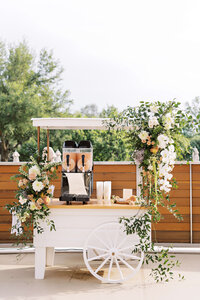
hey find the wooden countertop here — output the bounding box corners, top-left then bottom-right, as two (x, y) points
(48, 198), (146, 209)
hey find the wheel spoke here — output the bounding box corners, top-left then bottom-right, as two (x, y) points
(117, 255), (135, 272)
(108, 256), (113, 280)
(117, 236), (127, 249)
(118, 252), (141, 260)
(115, 257), (124, 280)
(105, 230), (113, 248)
(94, 256), (110, 274)
(88, 252), (109, 262)
(113, 227), (119, 248)
(87, 245), (108, 253)
(94, 233), (109, 250)
(118, 245), (135, 252)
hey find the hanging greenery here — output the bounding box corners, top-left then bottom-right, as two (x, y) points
(108, 100), (192, 282)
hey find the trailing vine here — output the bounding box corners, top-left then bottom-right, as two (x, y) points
(108, 100), (192, 282)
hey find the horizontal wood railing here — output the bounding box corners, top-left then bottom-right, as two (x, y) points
(0, 162), (199, 244)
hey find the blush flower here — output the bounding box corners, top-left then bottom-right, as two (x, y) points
(28, 165), (40, 181)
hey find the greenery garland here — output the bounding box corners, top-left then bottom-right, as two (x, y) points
(108, 100), (191, 282)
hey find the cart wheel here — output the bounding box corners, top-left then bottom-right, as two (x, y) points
(83, 222), (144, 283)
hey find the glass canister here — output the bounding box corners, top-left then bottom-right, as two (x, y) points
(77, 141), (93, 173)
(62, 141), (77, 172)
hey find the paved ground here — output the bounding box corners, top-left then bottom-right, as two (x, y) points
(0, 252), (200, 300)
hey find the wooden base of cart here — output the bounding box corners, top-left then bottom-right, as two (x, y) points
(34, 199), (147, 283)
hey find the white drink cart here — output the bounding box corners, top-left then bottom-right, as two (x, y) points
(32, 118), (146, 283)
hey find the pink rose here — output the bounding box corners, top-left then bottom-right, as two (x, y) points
(28, 172), (37, 180)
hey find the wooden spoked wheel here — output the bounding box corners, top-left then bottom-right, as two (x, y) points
(83, 222), (144, 283)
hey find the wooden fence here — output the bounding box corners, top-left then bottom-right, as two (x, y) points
(0, 162), (199, 244)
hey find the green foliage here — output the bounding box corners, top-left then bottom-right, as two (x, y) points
(108, 100), (189, 282)
(0, 40), (71, 161)
(6, 155), (60, 246)
(120, 211), (183, 282)
(190, 135), (200, 156)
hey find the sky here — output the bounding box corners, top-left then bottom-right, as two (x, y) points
(0, 0), (200, 112)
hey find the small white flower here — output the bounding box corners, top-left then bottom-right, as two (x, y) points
(161, 149), (170, 163)
(163, 113), (174, 130)
(148, 116), (159, 128)
(165, 173), (173, 180)
(150, 105), (158, 113)
(168, 145), (175, 152)
(19, 196), (28, 205)
(138, 130), (149, 141)
(32, 180), (44, 192)
(148, 165), (153, 171)
(157, 134), (170, 149)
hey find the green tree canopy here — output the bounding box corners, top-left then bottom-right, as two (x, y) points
(0, 41), (71, 161)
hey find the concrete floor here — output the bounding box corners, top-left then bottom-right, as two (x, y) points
(0, 252), (200, 300)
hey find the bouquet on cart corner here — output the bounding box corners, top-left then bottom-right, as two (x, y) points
(6, 155), (60, 245)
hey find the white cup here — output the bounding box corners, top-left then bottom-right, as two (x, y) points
(96, 182), (104, 203)
(123, 189), (132, 200)
(104, 181), (112, 204)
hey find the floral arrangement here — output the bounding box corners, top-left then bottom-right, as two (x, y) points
(110, 100), (189, 219)
(108, 100), (190, 282)
(6, 156), (60, 243)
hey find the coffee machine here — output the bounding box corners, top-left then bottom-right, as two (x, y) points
(60, 140), (93, 204)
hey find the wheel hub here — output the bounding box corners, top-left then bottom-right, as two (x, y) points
(109, 248), (118, 257)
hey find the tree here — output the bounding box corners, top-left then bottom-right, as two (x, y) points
(185, 96), (200, 120)
(80, 104), (99, 117)
(0, 41), (71, 161)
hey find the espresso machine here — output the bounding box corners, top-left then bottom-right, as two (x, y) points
(60, 140), (93, 204)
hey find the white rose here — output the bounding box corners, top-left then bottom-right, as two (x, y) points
(29, 201), (37, 211)
(19, 196), (28, 205)
(138, 130), (149, 141)
(150, 105), (158, 113)
(32, 180), (44, 192)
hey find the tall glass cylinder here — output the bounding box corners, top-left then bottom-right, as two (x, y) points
(104, 181), (112, 204)
(96, 181), (104, 203)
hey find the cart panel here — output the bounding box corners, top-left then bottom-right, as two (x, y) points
(34, 208), (145, 248)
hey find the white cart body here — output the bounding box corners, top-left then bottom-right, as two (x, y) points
(34, 201), (147, 282)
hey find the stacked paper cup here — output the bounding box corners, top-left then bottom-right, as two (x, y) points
(96, 181), (112, 204)
(96, 182), (104, 203)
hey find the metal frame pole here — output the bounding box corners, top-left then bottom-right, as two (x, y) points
(37, 126), (40, 155)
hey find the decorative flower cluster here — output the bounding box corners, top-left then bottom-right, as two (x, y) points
(7, 156), (60, 235)
(136, 103), (177, 193)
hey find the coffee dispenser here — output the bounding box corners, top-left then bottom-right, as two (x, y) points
(60, 140), (93, 204)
